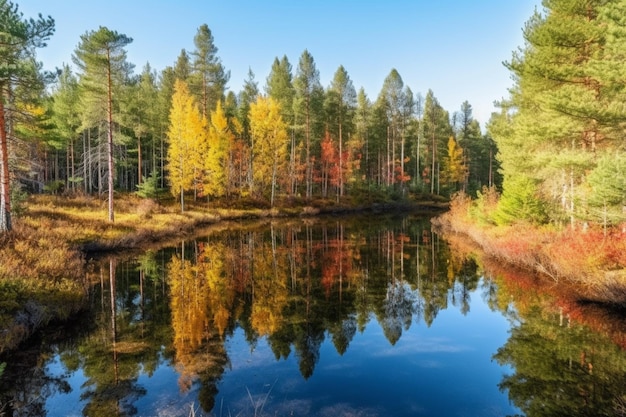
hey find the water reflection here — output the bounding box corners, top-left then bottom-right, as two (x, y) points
(0, 215), (625, 416)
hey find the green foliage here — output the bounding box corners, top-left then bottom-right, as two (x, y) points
(584, 152), (626, 227)
(10, 182), (27, 217)
(469, 186), (499, 225)
(43, 180), (65, 194)
(189, 24), (230, 117)
(494, 176), (548, 225)
(491, 1), (626, 227)
(136, 170), (163, 200)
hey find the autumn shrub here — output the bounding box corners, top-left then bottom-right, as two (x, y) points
(301, 206), (320, 216)
(469, 186), (499, 225)
(135, 198), (162, 218)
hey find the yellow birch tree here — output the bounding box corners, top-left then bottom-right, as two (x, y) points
(202, 101), (230, 199)
(249, 96), (288, 206)
(166, 80), (203, 211)
(443, 136), (466, 192)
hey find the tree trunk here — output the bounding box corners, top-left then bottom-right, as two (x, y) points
(137, 135), (142, 186)
(0, 98), (12, 232)
(106, 48), (115, 222)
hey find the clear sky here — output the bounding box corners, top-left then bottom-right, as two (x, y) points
(17, 0), (541, 127)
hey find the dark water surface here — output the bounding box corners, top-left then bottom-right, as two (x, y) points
(2, 214), (626, 416)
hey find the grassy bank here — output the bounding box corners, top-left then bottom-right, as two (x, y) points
(0, 192), (444, 354)
(432, 193), (626, 304)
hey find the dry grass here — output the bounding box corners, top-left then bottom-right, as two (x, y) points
(0, 193), (223, 353)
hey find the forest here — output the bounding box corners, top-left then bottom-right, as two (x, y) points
(0, 0), (497, 231)
(0, 0), (624, 263)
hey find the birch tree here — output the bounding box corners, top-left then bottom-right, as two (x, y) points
(166, 80), (204, 212)
(249, 96), (288, 206)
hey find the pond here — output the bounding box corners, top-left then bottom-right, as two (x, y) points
(1, 214), (626, 416)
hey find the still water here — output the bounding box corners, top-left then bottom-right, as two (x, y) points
(2, 214), (626, 416)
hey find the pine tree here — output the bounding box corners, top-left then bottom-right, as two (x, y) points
(50, 65), (81, 191)
(0, 0), (54, 232)
(73, 26), (132, 222)
(190, 24), (230, 118)
(266, 56), (297, 193)
(493, 0), (626, 226)
(422, 90), (452, 195)
(325, 65), (356, 199)
(293, 50), (324, 198)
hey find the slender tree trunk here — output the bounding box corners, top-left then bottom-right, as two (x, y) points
(271, 158), (277, 207)
(488, 145), (493, 188)
(66, 143), (70, 190)
(106, 48), (115, 222)
(70, 137), (76, 191)
(0, 97), (12, 232)
(306, 101), (311, 199)
(401, 130), (405, 194)
(338, 119), (343, 201)
(416, 129), (420, 188)
(431, 134), (436, 194)
(289, 129), (296, 195)
(82, 131), (87, 193)
(137, 135), (142, 186)
(385, 126), (391, 186)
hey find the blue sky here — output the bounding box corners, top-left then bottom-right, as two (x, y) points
(17, 0), (540, 126)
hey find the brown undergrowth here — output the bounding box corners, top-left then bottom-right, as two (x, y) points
(432, 192), (626, 304)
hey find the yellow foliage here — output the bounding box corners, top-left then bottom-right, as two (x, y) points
(444, 136), (465, 186)
(202, 101), (230, 198)
(249, 96), (288, 203)
(166, 80), (205, 207)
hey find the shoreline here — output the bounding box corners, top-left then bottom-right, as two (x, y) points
(431, 210), (626, 306)
(0, 195), (446, 356)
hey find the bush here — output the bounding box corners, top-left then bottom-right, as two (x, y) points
(469, 186), (499, 225)
(493, 176), (548, 225)
(136, 171), (164, 200)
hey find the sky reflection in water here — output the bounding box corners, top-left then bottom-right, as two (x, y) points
(13, 216), (526, 416)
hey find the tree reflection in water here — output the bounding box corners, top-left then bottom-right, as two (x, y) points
(1, 215), (625, 416)
(444, 231), (626, 417)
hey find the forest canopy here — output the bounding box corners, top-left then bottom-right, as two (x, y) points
(489, 0), (626, 229)
(0, 0), (498, 228)
(1, 0), (623, 232)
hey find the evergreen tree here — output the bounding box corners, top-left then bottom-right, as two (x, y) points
(50, 64), (81, 191)
(325, 65), (357, 198)
(293, 50), (324, 198)
(376, 69), (416, 191)
(266, 56), (297, 193)
(238, 67), (259, 146)
(0, 0), (54, 232)
(73, 26), (133, 222)
(190, 24), (230, 118)
(355, 88), (373, 187)
(422, 90), (452, 195)
(584, 152), (626, 233)
(493, 0), (626, 226)
(123, 64), (158, 187)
